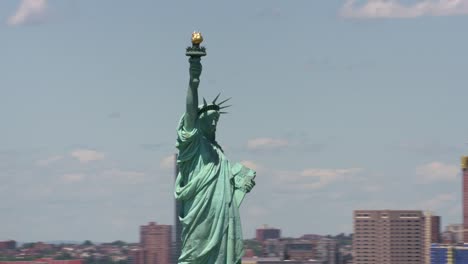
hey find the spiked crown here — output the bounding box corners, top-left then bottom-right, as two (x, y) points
(198, 93), (231, 116)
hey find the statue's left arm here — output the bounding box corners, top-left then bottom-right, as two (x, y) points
(231, 163), (256, 192)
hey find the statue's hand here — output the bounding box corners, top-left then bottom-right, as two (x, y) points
(189, 57), (202, 81)
(244, 180), (255, 193)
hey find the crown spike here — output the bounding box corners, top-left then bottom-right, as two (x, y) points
(212, 93), (221, 104)
(219, 112), (229, 114)
(218, 97), (231, 106)
(198, 93), (233, 116)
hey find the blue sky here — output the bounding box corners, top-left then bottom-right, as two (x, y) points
(1, 0), (468, 242)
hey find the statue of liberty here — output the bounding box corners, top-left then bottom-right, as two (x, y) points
(174, 32), (256, 264)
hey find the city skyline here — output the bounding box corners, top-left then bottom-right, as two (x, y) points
(1, 0), (468, 242)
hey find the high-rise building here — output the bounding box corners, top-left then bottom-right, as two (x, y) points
(353, 210), (424, 264)
(444, 224), (464, 244)
(173, 153), (182, 264)
(316, 237), (338, 264)
(0, 240), (16, 250)
(256, 225), (281, 242)
(431, 244), (468, 264)
(430, 215), (441, 243)
(424, 212), (441, 264)
(454, 246), (468, 263)
(461, 156), (468, 243)
(140, 222), (172, 264)
(263, 239), (282, 257)
(431, 245), (452, 264)
(128, 248), (144, 264)
(282, 240), (316, 261)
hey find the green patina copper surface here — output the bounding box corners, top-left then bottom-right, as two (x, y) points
(174, 32), (256, 264)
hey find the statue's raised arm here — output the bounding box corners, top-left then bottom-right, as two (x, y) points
(184, 32), (206, 131)
(184, 57), (201, 131)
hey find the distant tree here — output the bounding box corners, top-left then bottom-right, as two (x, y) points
(0, 256), (17, 261)
(55, 252), (73, 260)
(41, 248), (55, 255)
(3, 256), (37, 261)
(98, 255), (113, 264)
(243, 239), (262, 256)
(83, 256), (95, 264)
(109, 240), (126, 247)
(325, 233), (353, 247)
(336, 233), (346, 239)
(22, 243), (35, 249)
(82, 240), (94, 246)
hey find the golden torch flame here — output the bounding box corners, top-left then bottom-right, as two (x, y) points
(191, 31), (203, 45)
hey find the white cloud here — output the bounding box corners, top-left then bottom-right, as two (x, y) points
(340, 0), (468, 19)
(420, 193), (457, 211)
(101, 169), (145, 179)
(300, 168), (362, 189)
(160, 154), (176, 170)
(70, 149), (105, 163)
(36, 155), (63, 166)
(62, 169), (146, 185)
(62, 173), (85, 183)
(276, 167), (363, 190)
(247, 137), (289, 151)
(416, 161), (459, 183)
(7, 0), (48, 26)
(301, 168), (361, 178)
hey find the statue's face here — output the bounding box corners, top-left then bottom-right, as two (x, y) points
(199, 110), (219, 139)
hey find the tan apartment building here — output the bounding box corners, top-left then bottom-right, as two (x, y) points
(353, 210), (424, 264)
(140, 222), (172, 264)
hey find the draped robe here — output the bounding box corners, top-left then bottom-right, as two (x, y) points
(174, 115), (245, 264)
